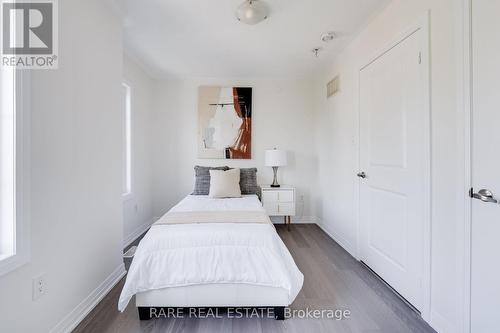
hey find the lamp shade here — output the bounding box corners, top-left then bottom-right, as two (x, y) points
(265, 149), (287, 167)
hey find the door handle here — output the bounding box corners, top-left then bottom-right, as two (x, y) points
(472, 189), (498, 204)
(357, 172), (367, 179)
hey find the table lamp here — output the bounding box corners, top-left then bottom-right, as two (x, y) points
(265, 149), (287, 188)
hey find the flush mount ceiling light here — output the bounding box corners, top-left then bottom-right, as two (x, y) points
(321, 31), (336, 43)
(236, 0), (269, 25)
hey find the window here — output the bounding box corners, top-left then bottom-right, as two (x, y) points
(0, 67), (15, 262)
(122, 82), (132, 199)
(0, 67), (30, 276)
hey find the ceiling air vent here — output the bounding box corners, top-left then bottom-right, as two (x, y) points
(327, 76), (340, 98)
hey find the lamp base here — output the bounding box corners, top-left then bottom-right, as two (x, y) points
(271, 166), (281, 188)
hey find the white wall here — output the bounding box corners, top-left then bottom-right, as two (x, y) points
(0, 1), (125, 332)
(122, 56), (155, 247)
(151, 77), (316, 222)
(313, 0), (462, 332)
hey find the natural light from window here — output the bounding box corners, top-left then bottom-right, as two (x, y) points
(0, 67), (15, 261)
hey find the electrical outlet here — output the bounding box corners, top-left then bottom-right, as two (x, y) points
(32, 274), (46, 301)
(134, 204), (138, 213)
(300, 195), (305, 202)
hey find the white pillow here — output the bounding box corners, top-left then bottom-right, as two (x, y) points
(209, 168), (242, 198)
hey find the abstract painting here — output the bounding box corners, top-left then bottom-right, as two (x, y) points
(198, 86), (252, 159)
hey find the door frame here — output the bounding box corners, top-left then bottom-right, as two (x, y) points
(459, 0), (472, 332)
(355, 12), (432, 322)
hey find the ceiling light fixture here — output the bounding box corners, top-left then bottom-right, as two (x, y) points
(236, 0), (269, 25)
(321, 31), (336, 43)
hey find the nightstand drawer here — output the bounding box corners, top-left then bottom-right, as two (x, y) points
(262, 190), (294, 203)
(263, 202), (295, 216)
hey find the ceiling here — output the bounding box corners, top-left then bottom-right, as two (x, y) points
(112, 0), (390, 78)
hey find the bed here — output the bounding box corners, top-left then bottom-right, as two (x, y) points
(118, 194), (304, 320)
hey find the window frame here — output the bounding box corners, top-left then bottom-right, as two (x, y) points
(121, 81), (133, 201)
(0, 70), (31, 276)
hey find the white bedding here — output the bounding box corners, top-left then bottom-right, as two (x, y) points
(118, 195), (304, 311)
(170, 194), (265, 212)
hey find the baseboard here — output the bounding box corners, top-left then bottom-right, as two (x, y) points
(315, 219), (447, 333)
(270, 216), (318, 224)
(123, 219), (153, 249)
(315, 220), (358, 259)
(293, 216), (319, 224)
(50, 263), (127, 333)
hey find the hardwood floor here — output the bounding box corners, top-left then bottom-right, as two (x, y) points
(74, 224), (435, 333)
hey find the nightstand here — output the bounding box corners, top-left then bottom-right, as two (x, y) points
(261, 185), (296, 230)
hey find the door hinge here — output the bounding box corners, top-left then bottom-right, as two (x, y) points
(469, 187), (474, 198)
(418, 52), (422, 64)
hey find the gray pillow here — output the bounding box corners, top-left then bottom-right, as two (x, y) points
(239, 168), (259, 195)
(192, 166), (229, 195)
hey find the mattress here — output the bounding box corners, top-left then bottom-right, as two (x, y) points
(118, 194), (303, 311)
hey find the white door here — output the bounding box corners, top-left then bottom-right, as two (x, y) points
(470, 1), (500, 331)
(359, 28), (427, 311)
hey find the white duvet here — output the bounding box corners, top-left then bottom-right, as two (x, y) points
(118, 195), (304, 311)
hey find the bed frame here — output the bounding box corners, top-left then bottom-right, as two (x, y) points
(135, 283), (290, 321)
(138, 306), (285, 320)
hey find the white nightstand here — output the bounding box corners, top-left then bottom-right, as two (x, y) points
(261, 185), (296, 230)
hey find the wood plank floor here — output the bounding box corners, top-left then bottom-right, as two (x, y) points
(74, 224), (435, 333)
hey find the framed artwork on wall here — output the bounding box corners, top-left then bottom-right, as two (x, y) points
(198, 86), (252, 159)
